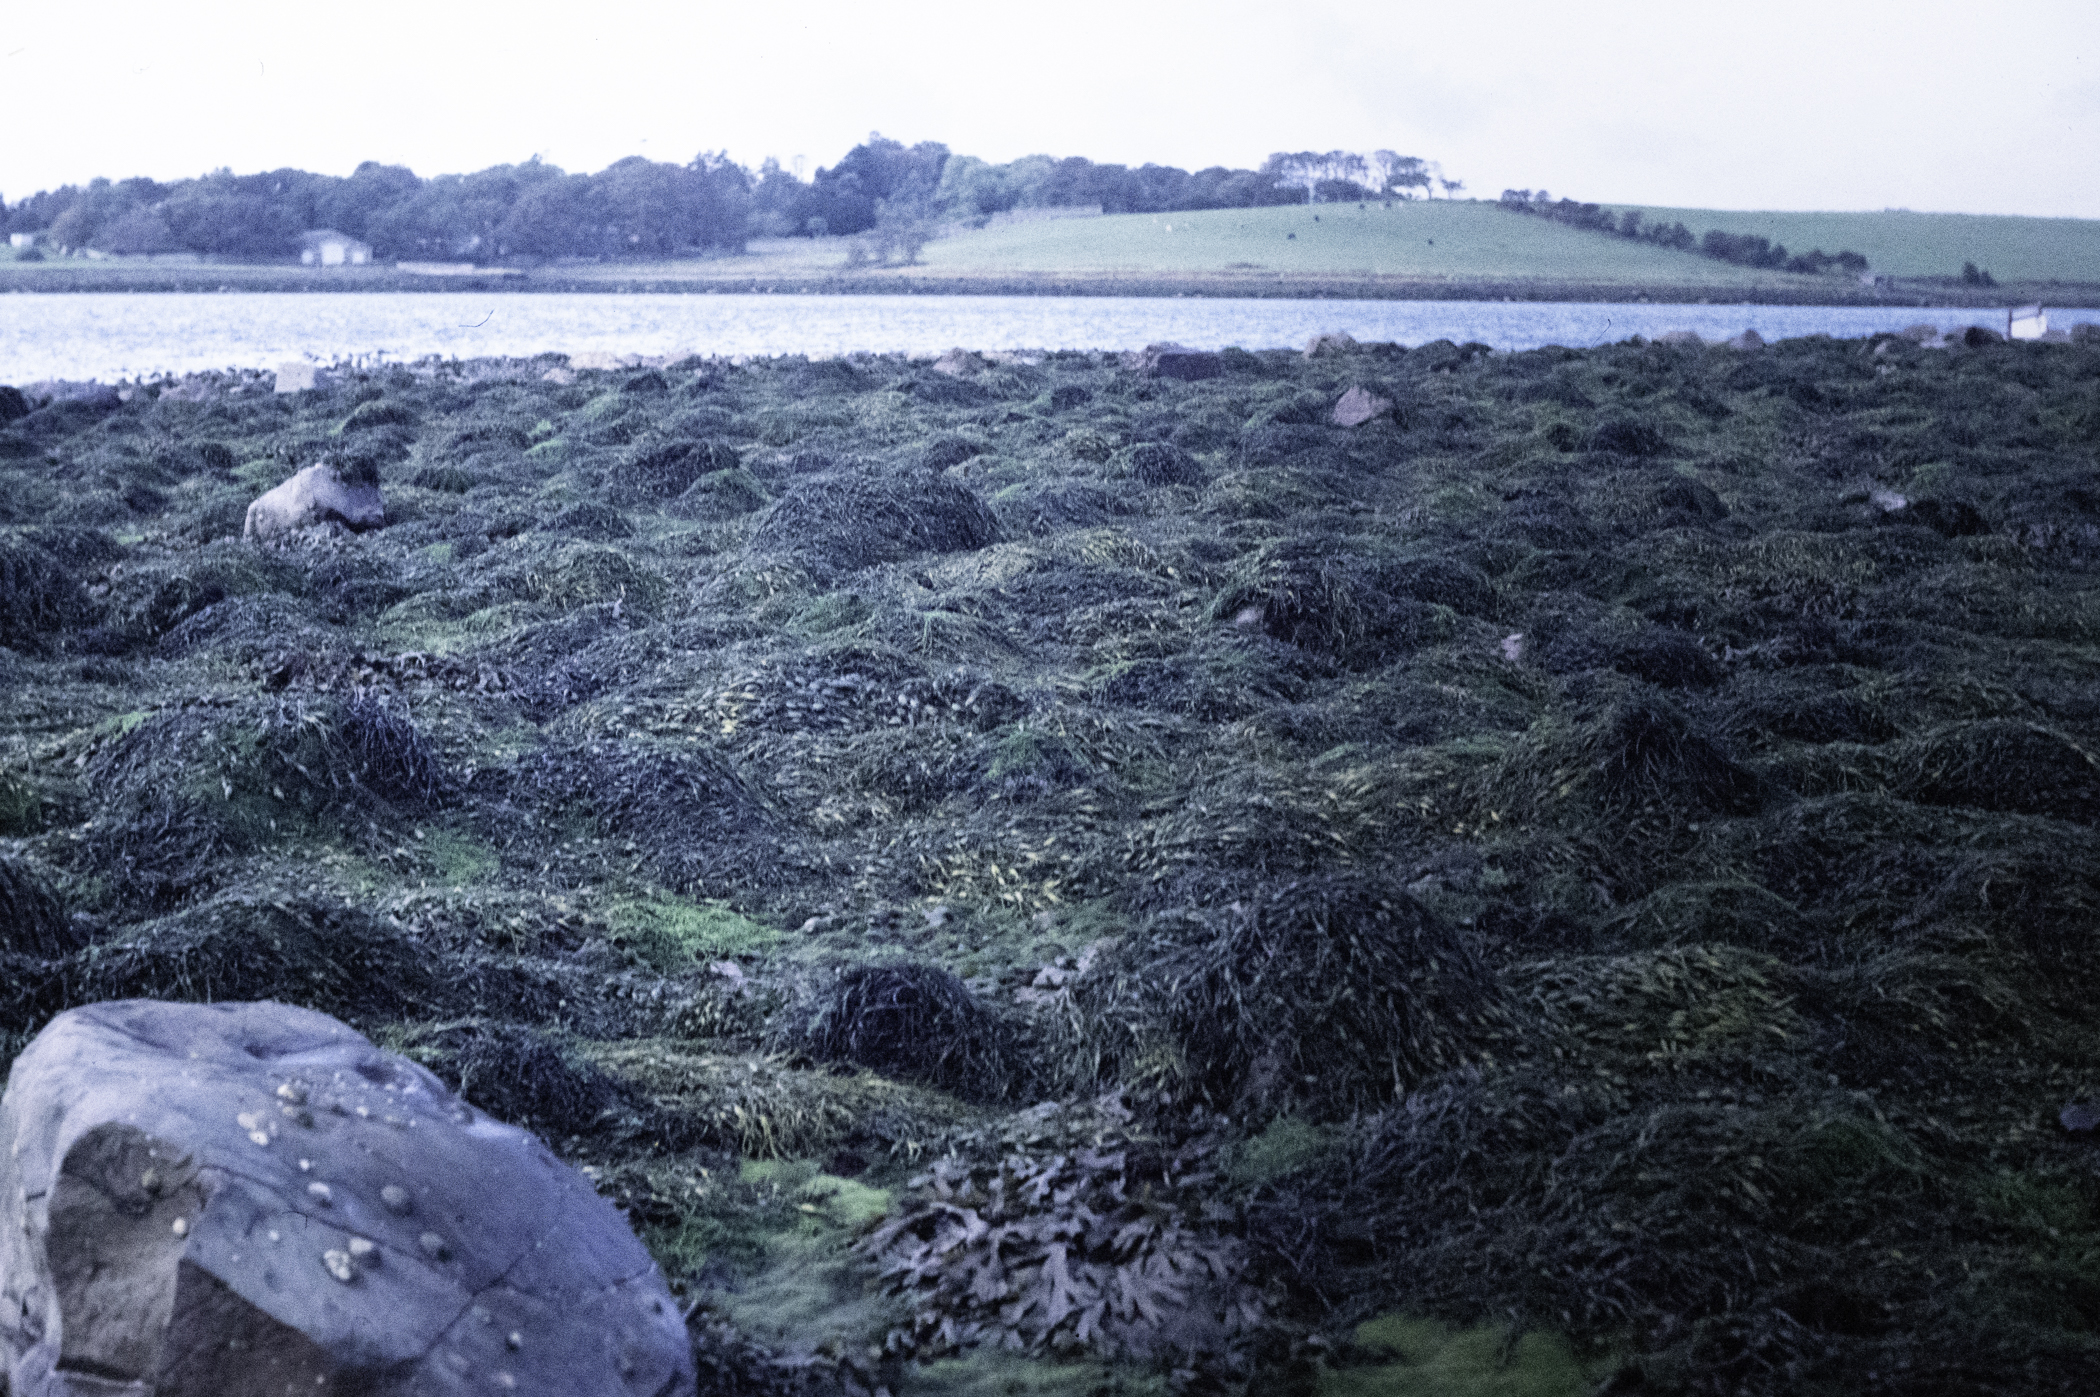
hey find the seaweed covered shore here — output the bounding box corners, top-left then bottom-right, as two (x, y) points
(2, 331), (2098, 1394)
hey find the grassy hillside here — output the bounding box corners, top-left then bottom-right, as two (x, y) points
(915, 202), (1793, 285)
(1611, 205), (2100, 284)
(4, 332), (2100, 1392)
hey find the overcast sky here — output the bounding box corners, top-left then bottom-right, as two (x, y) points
(4, 0), (2095, 217)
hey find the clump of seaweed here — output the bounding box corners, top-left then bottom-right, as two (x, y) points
(748, 471), (1000, 580)
(75, 891), (436, 1024)
(0, 855), (79, 959)
(1073, 873), (1494, 1120)
(1207, 537), (1442, 668)
(394, 1019), (641, 1139)
(801, 963), (1014, 1100)
(0, 533), (85, 650)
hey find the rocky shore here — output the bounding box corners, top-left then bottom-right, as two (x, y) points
(2, 330), (2098, 1393)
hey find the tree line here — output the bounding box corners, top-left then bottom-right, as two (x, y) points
(1496, 189), (1871, 277)
(1, 136), (1459, 264)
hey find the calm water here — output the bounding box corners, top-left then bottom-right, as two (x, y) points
(5, 292), (2093, 383)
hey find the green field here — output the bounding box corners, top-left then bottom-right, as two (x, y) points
(1613, 204), (2100, 283)
(895, 203), (1812, 286)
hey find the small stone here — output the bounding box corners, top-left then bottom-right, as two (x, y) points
(1331, 385), (1394, 428)
(236, 1111), (261, 1131)
(322, 1249), (355, 1283)
(420, 1231), (451, 1260)
(140, 1169), (161, 1196)
(348, 1237), (379, 1266)
(277, 1082), (307, 1105)
(307, 1181), (333, 1206)
(506, 1331), (523, 1351)
(171, 1217), (188, 1237)
(248, 1131), (271, 1146)
(381, 1183), (413, 1214)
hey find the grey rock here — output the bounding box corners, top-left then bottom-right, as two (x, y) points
(245, 463), (385, 542)
(1331, 385), (1394, 428)
(1303, 331), (1358, 358)
(0, 999), (693, 1397)
(929, 348), (986, 377)
(1124, 343), (1223, 381)
(1721, 329), (1766, 351)
(274, 362), (327, 394)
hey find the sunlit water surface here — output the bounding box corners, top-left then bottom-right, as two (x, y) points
(5, 292), (2093, 382)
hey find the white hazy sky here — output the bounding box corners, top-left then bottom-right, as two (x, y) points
(4, 0), (2095, 217)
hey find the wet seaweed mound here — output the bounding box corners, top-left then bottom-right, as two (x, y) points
(803, 963), (1013, 1099)
(748, 469), (999, 579)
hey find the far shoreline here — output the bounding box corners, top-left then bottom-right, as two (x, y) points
(4, 261), (2094, 309)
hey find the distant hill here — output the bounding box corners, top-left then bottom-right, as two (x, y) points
(913, 202), (1819, 286)
(1604, 206), (2100, 284)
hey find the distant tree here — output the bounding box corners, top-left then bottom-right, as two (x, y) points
(160, 170), (302, 258)
(934, 155), (1015, 219)
(1371, 151), (1432, 199)
(747, 157), (811, 237)
(92, 207), (180, 254)
(1262, 152), (1322, 203)
(315, 162), (422, 241)
(495, 173), (600, 258)
(1437, 175), (1465, 199)
(45, 177), (137, 250)
(1961, 261), (1996, 287)
(806, 134), (949, 236)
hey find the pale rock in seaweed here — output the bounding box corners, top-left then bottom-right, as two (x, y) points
(930, 347), (986, 377)
(244, 462), (385, 542)
(273, 362), (325, 393)
(1331, 385), (1395, 428)
(1303, 331), (1358, 357)
(0, 999), (693, 1397)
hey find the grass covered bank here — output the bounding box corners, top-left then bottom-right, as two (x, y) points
(8, 200), (2100, 306)
(3, 331), (2100, 1393)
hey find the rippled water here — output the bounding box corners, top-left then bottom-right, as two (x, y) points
(4, 292), (2092, 383)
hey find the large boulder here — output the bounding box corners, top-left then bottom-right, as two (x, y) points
(245, 463), (385, 542)
(0, 1000), (694, 1397)
(1124, 343), (1223, 381)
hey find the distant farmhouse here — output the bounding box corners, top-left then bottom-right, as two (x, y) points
(299, 230), (371, 267)
(8, 233), (38, 249)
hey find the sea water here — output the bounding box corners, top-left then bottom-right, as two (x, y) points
(4, 292), (2092, 383)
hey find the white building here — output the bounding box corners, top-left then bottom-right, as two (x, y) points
(8, 233), (38, 249)
(298, 230), (372, 267)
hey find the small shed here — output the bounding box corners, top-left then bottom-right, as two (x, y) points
(2008, 305), (2047, 341)
(298, 230), (371, 267)
(8, 233), (39, 249)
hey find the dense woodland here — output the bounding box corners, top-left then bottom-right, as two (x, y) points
(0, 139), (1433, 265)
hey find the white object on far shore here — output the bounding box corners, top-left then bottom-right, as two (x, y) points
(2008, 305), (2046, 340)
(395, 261), (527, 278)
